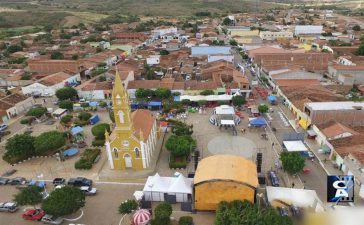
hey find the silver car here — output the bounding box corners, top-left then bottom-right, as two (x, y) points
(41, 214), (64, 225)
(80, 186), (97, 196)
(0, 202), (18, 212)
(0, 177), (9, 185)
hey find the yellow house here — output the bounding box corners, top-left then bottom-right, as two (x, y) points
(229, 29), (259, 37)
(105, 70), (158, 170)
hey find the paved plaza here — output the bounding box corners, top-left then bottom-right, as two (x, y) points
(207, 136), (256, 159)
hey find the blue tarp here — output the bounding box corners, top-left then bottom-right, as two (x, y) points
(63, 148), (79, 157)
(89, 102), (98, 107)
(71, 126), (84, 135)
(28, 180), (46, 188)
(148, 101), (162, 107)
(267, 95), (277, 103)
(89, 114), (99, 125)
(174, 96), (181, 102)
(249, 117), (267, 127)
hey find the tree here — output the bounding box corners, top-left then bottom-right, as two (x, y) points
(200, 89), (214, 95)
(7, 45), (23, 53)
(118, 199), (138, 214)
(229, 39), (238, 46)
(135, 88), (154, 101)
(34, 131), (66, 155)
(258, 104), (269, 113)
(109, 110), (115, 123)
(51, 51), (64, 59)
(181, 99), (191, 106)
(14, 186), (43, 208)
(160, 50), (169, 55)
(353, 24), (361, 31)
(61, 114), (72, 124)
(78, 112), (92, 121)
(153, 202), (172, 224)
(357, 44), (364, 56)
(232, 95), (246, 107)
(280, 152), (305, 175)
(155, 88), (171, 99)
(59, 100), (73, 111)
(56, 87), (78, 100)
(165, 135), (195, 157)
(91, 123), (110, 140)
(42, 186), (85, 217)
(72, 54), (79, 60)
(222, 17), (232, 26)
(3, 134), (35, 164)
(26, 107), (47, 118)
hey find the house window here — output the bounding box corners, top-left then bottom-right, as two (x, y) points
(135, 148), (140, 158)
(113, 148), (119, 158)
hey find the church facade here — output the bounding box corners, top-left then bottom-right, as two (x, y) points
(105, 70), (158, 170)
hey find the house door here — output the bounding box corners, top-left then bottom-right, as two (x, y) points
(124, 154), (132, 168)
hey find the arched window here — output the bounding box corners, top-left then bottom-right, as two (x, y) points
(135, 148), (140, 158)
(113, 148), (119, 158)
(118, 111), (124, 123)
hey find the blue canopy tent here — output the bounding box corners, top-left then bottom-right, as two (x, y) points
(174, 96), (181, 102)
(89, 115), (100, 125)
(148, 101), (162, 110)
(249, 117), (267, 128)
(71, 126), (84, 135)
(89, 102), (98, 107)
(63, 148), (79, 157)
(267, 95), (277, 104)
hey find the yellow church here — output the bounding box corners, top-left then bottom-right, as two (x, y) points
(105, 70), (158, 170)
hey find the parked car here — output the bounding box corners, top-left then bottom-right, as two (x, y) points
(0, 202), (18, 212)
(80, 186), (97, 196)
(291, 206), (302, 219)
(41, 214), (64, 225)
(52, 178), (66, 186)
(0, 124), (8, 132)
(0, 177), (9, 185)
(9, 177), (27, 185)
(1, 169), (16, 177)
(278, 207), (289, 217)
(28, 180), (46, 188)
(22, 209), (44, 221)
(67, 177), (92, 187)
(268, 171), (279, 187)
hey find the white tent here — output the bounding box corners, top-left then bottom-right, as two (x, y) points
(180, 95), (233, 102)
(266, 186), (324, 212)
(215, 105), (235, 115)
(143, 173), (193, 202)
(283, 141), (308, 152)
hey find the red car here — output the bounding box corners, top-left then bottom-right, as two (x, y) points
(22, 209), (44, 221)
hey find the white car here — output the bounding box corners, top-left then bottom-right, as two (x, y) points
(80, 186), (97, 196)
(0, 202), (18, 212)
(41, 214), (64, 225)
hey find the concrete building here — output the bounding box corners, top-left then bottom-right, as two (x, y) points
(0, 93), (35, 122)
(294, 25), (323, 36)
(259, 31), (293, 40)
(22, 72), (81, 97)
(328, 64), (364, 85)
(304, 101), (364, 127)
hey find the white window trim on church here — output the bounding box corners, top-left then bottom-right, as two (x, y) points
(105, 141), (114, 169)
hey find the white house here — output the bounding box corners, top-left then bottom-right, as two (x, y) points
(259, 31), (293, 40)
(146, 55), (160, 65)
(22, 71), (81, 97)
(0, 93), (35, 122)
(152, 27), (178, 39)
(294, 25), (323, 36)
(207, 54), (234, 63)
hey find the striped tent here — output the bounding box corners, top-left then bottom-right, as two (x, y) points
(132, 209), (151, 225)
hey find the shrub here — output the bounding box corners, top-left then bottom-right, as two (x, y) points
(155, 202), (172, 221)
(20, 118), (29, 124)
(99, 101), (107, 108)
(78, 112), (92, 121)
(169, 155), (187, 169)
(92, 139), (105, 147)
(166, 135), (196, 157)
(118, 199), (138, 214)
(74, 158), (92, 169)
(200, 89), (214, 95)
(27, 107), (47, 118)
(34, 131), (66, 155)
(59, 100), (73, 111)
(81, 102), (89, 108)
(179, 216), (193, 225)
(60, 115), (72, 124)
(74, 120), (89, 127)
(74, 148), (101, 170)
